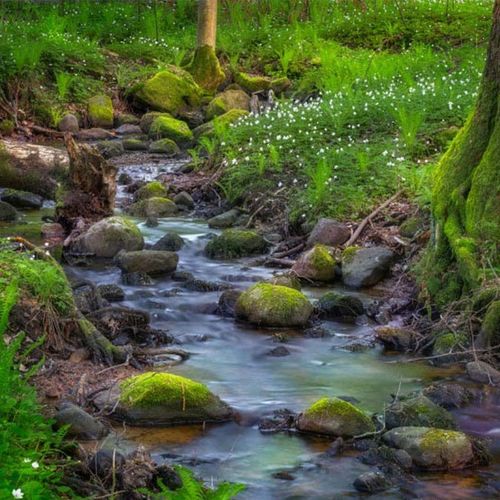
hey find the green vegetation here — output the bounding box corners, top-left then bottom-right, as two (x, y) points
(0, 282), (70, 499)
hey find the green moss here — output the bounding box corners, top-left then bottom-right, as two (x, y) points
(0, 119), (15, 136)
(480, 300), (500, 347)
(420, 429), (467, 454)
(304, 397), (375, 431)
(235, 72), (272, 93)
(310, 244), (336, 274)
(236, 282), (312, 327)
(119, 372), (212, 409)
(271, 76), (291, 93)
(149, 114), (193, 144)
(400, 216), (424, 238)
(149, 138), (180, 155)
(133, 66), (202, 115)
(206, 89), (250, 120)
(87, 94), (113, 128)
(206, 96), (226, 118)
(122, 138), (149, 151)
(433, 332), (467, 354)
(472, 287), (499, 314)
(135, 181), (168, 201)
(186, 45), (225, 92)
(213, 109), (249, 129)
(204, 229), (267, 259)
(128, 197), (177, 218)
(341, 246), (360, 264)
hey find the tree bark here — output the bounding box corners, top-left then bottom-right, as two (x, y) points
(425, 0), (499, 306)
(197, 0), (218, 48)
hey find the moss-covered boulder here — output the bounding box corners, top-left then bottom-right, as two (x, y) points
(95, 372), (232, 426)
(235, 72), (291, 94)
(316, 292), (364, 321)
(95, 140), (124, 158)
(292, 244), (337, 282)
(206, 89), (250, 120)
(204, 229), (267, 259)
(187, 45), (225, 92)
(1, 189), (43, 209)
(382, 427), (477, 470)
(0, 200), (18, 221)
(134, 181), (168, 201)
(128, 197), (178, 218)
(297, 397), (375, 437)
(341, 246), (394, 288)
(123, 138), (149, 151)
(88, 95), (114, 129)
(115, 250), (178, 276)
(133, 66), (202, 116)
(235, 283), (313, 327)
(139, 112), (165, 134)
(149, 138), (180, 155)
(385, 395), (456, 430)
(148, 114), (193, 145)
(70, 216), (144, 258)
(477, 300), (500, 349)
(213, 109), (249, 129)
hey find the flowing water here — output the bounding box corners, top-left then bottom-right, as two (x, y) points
(2, 159), (499, 499)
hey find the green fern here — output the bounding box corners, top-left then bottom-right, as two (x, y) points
(0, 281), (18, 336)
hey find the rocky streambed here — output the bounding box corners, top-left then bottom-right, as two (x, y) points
(1, 153), (500, 499)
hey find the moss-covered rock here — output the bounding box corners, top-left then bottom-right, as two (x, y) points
(133, 66), (202, 116)
(127, 197), (178, 218)
(115, 250), (178, 275)
(234, 72), (291, 94)
(70, 216), (144, 258)
(207, 208), (240, 229)
(292, 244), (337, 282)
(94, 372), (232, 426)
(0, 200), (18, 221)
(186, 45), (225, 92)
(88, 94), (114, 129)
(382, 427), (477, 470)
(149, 114), (193, 144)
(123, 138), (149, 151)
(235, 283), (313, 327)
(204, 229), (267, 259)
(139, 112), (166, 134)
(385, 395), (456, 430)
(375, 326), (414, 352)
(213, 109), (249, 129)
(152, 232), (184, 252)
(297, 397), (375, 437)
(206, 89), (250, 120)
(1, 189), (43, 209)
(477, 300), (500, 349)
(149, 138), (180, 155)
(0, 119), (15, 136)
(316, 292), (364, 321)
(267, 274), (301, 290)
(95, 140), (124, 158)
(134, 181), (168, 201)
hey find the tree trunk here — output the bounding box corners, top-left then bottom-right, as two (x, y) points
(187, 0), (225, 91)
(56, 135), (117, 231)
(424, 0), (499, 306)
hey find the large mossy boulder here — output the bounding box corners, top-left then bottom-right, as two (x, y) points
(235, 283), (313, 327)
(0, 200), (18, 221)
(70, 216), (144, 258)
(133, 67), (202, 116)
(206, 89), (250, 120)
(88, 95), (114, 129)
(96, 372), (232, 426)
(149, 114), (193, 144)
(128, 197), (178, 218)
(385, 395), (456, 430)
(115, 250), (178, 275)
(205, 229), (267, 259)
(292, 244), (337, 282)
(1, 189), (43, 209)
(296, 397), (375, 437)
(316, 292), (364, 321)
(134, 181), (168, 201)
(382, 427), (477, 471)
(341, 246), (394, 288)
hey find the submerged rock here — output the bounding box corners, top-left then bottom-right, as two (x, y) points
(122, 271), (154, 286)
(205, 229), (267, 259)
(385, 395), (456, 430)
(316, 292), (364, 321)
(382, 427), (477, 471)
(1, 188), (43, 209)
(296, 397), (375, 437)
(97, 284), (125, 302)
(95, 372), (232, 426)
(306, 218), (350, 248)
(218, 289), (242, 317)
(292, 244), (337, 282)
(70, 216), (144, 258)
(54, 402), (108, 440)
(116, 250), (178, 276)
(236, 283), (313, 327)
(341, 246), (394, 288)
(353, 472), (391, 494)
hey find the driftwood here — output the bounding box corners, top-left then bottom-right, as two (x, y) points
(344, 190), (403, 247)
(56, 134), (117, 229)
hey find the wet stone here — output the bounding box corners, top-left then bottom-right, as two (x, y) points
(122, 271), (154, 286)
(97, 284), (125, 302)
(353, 471), (391, 494)
(258, 409), (297, 433)
(266, 346), (291, 357)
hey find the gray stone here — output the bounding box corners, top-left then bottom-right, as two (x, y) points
(115, 124), (142, 135)
(423, 382), (474, 409)
(123, 138), (149, 151)
(1, 189), (43, 209)
(173, 191), (194, 209)
(353, 472), (390, 493)
(466, 360), (500, 385)
(207, 208), (240, 229)
(316, 292), (364, 321)
(97, 284), (125, 302)
(307, 218), (350, 248)
(54, 402), (108, 440)
(342, 246), (394, 288)
(77, 128), (115, 141)
(95, 140), (124, 158)
(116, 250), (178, 276)
(152, 232), (184, 252)
(58, 113), (79, 133)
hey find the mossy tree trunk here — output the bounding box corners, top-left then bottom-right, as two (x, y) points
(187, 0), (225, 92)
(426, 0), (499, 306)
